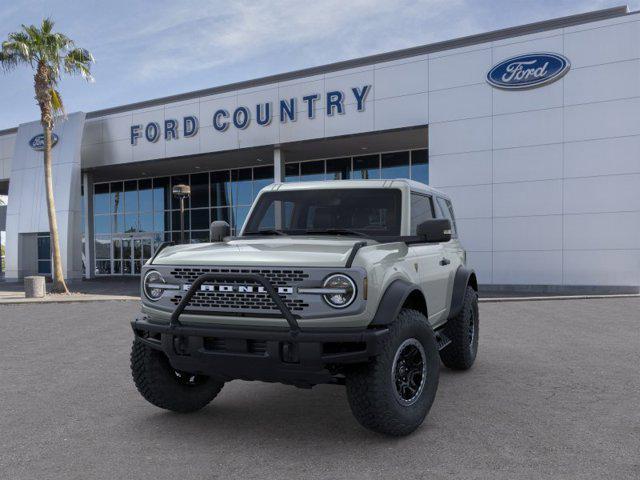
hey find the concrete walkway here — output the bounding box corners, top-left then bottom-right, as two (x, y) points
(0, 277), (139, 304)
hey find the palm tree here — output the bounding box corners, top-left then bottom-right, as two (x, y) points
(0, 18), (93, 293)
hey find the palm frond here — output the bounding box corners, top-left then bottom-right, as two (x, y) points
(64, 47), (94, 81)
(1, 18), (95, 118)
(50, 87), (64, 114)
(41, 17), (55, 35)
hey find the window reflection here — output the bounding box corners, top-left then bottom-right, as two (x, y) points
(231, 168), (252, 206)
(300, 160), (324, 181)
(138, 179), (153, 212)
(110, 182), (123, 215)
(353, 155), (380, 179)
(381, 152), (410, 180)
(411, 149), (429, 185)
(91, 149), (428, 275)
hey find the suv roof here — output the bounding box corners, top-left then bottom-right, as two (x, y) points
(262, 179), (450, 199)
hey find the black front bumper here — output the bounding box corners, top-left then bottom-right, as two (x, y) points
(134, 271), (387, 386)
(132, 317), (389, 387)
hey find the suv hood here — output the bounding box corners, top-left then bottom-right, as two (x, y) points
(151, 237), (368, 267)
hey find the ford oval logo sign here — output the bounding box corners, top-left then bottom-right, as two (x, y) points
(487, 53), (570, 90)
(29, 133), (59, 151)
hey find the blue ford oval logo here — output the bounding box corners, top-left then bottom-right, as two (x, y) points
(29, 133), (59, 151)
(487, 53), (570, 90)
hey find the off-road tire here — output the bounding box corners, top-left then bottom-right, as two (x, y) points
(439, 286), (479, 370)
(131, 341), (224, 413)
(345, 309), (440, 436)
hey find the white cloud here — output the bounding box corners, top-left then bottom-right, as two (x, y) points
(101, 0), (474, 81)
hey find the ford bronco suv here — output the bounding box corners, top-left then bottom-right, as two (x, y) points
(131, 179), (479, 436)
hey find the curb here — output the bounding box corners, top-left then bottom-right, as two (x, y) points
(0, 295), (139, 305)
(479, 293), (640, 303)
(2, 293), (638, 306)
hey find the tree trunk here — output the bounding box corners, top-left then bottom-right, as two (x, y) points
(35, 63), (68, 294)
(43, 124), (69, 294)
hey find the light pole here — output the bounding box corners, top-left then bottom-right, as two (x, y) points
(172, 184), (191, 244)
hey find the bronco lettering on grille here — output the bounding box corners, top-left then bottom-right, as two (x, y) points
(182, 284), (295, 294)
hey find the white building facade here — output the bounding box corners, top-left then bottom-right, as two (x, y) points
(0, 6), (638, 292)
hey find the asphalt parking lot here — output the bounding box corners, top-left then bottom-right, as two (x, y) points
(1, 298), (639, 480)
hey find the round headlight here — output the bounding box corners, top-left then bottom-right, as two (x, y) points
(322, 274), (356, 308)
(143, 270), (165, 301)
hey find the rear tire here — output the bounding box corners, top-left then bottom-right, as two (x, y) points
(345, 309), (440, 436)
(439, 286), (479, 370)
(131, 341), (224, 413)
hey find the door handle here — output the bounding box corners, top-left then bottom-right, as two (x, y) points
(439, 258), (451, 266)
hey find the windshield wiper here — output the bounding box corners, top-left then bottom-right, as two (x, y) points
(306, 228), (372, 239)
(243, 229), (287, 236)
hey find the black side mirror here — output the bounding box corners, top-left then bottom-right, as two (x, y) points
(210, 221), (231, 242)
(417, 218), (452, 243)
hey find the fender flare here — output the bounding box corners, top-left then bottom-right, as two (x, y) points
(370, 279), (425, 326)
(448, 266), (477, 319)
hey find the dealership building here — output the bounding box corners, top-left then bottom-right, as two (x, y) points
(0, 6), (638, 292)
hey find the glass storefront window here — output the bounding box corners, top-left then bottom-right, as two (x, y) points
(211, 207), (231, 224)
(110, 182), (123, 215)
(285, 163), (299, 182)
(411, 149), (429, 185)
(190, 231), (210, 243)
(96, 260), (111, 275)
(139, 214), (154, 232)
(300, 160), (325, 181)
(113, 238), (122, 260)
(112, 214), (124, 234)
(91, 149), (427, 275)
(124, 180), (138, 213)
(153, 211), (169, 232)
(353, 155), (380, 179)
(234, 205), (251, 233)
(190, 208), (210, 230)
(153, 177), (170, 212)
(37, 232), (51, 275)
(95, 236), (110, 259)
(124, 213), (138, 233)
(381, 151), (410, 180)
(326, 158), (350, 180)
(94, 183), (110, 214)
(232, 168), (253, 206)
(190, 173), (209, 208)
(171, 210), (190, 232)
(139, 179), (153, 212)
(211, 171), (231, 208)
(94, 215), (110, 235)
(253, 166), (273, 197)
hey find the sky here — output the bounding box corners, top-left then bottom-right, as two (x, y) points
(0, 0), (638, 130)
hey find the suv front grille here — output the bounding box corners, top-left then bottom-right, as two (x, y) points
(169, 292), (309, 312)
(167, 267), (311, 314)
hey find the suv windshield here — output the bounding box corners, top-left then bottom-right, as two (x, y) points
(243, 188), (402, 238)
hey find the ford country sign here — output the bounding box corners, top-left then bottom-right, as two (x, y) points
(487, 53), (570, 90)
(29, 133), (59, 151)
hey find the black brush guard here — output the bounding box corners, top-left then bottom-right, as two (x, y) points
(132, 272), (388, 387)
(169, 272), (300, 336)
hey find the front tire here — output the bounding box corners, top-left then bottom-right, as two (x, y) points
(439, 286), (479, 370)
(131, 341), (224, 413)
(345, 309), (440, 436)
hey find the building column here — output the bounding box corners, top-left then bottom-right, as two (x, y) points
(273, 147), (285, 183)
(82, 172), (94, 279)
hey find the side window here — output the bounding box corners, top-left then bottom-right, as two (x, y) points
(410, 193), (435, 235)
(436, 197), (457, 238)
